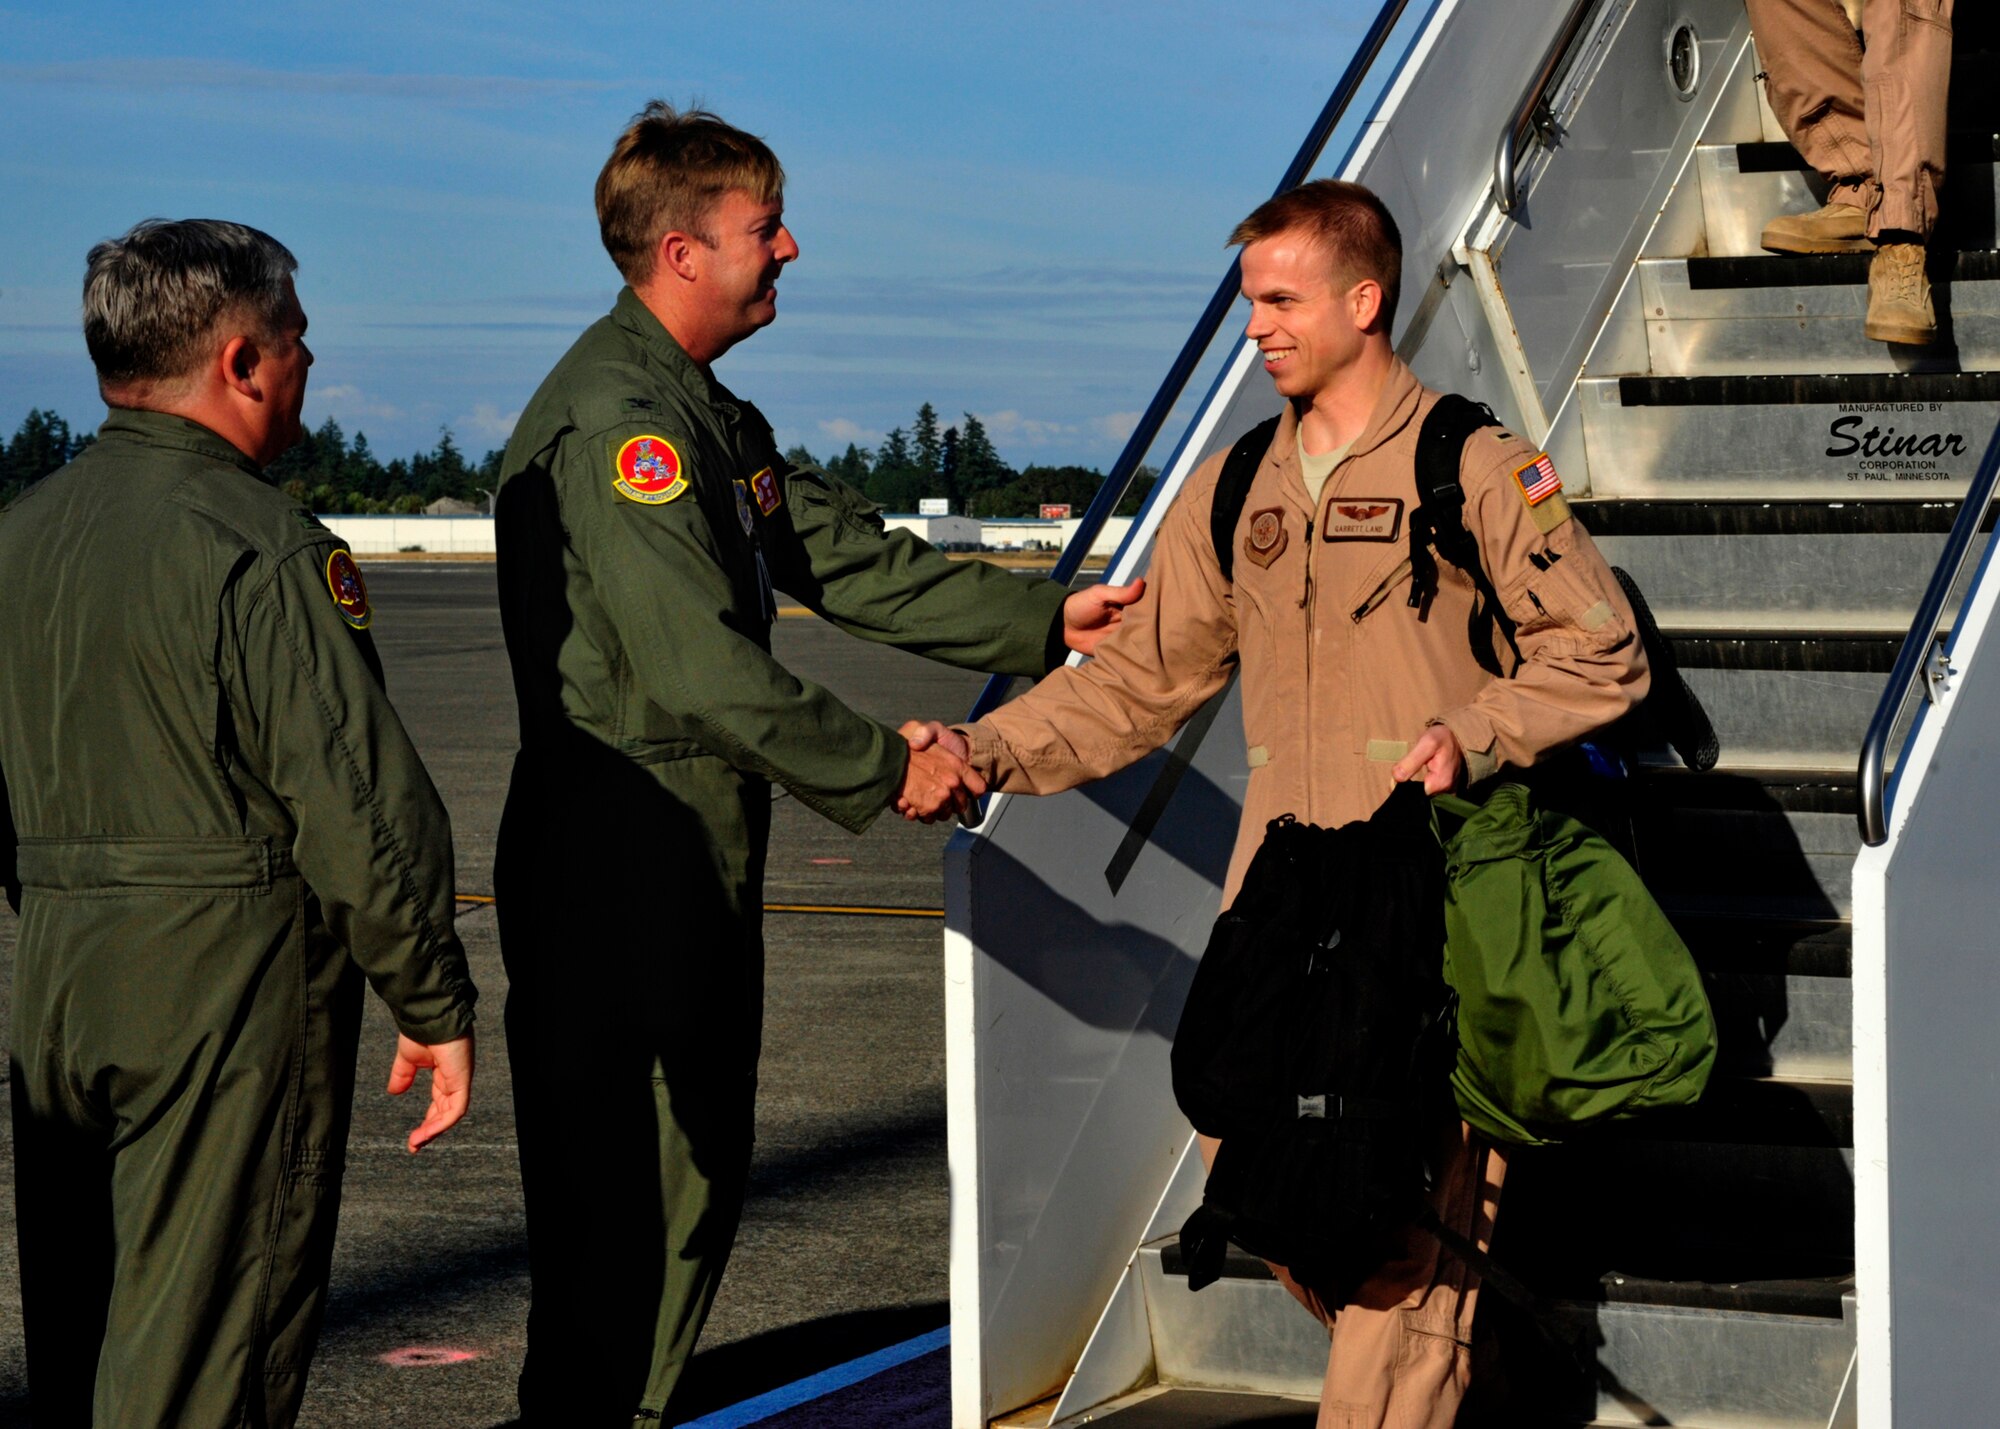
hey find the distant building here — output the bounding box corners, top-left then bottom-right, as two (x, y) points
(982, 516), (1133, 559)
(883, 513), (983, 549)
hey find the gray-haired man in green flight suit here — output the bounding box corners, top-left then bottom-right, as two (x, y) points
(493, 101), (1145, 1424)
(0, 220), (477, 1428)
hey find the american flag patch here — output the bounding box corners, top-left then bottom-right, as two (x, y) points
(1513, 453), (1562, 505)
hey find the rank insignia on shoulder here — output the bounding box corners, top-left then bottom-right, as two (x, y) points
(622, 397), (660, 412)
(1243, 506), (1288, 568)
(325, 548), (371, 630)
(733, 479), (755, 536)
(613, 434), (689, 505)
(1322, 497), (1403, 542)
(1512, 453), (1562, 506)
(750, 466), (782, 516)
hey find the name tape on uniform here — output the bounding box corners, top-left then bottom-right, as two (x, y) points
(1321, 497), (1403, 542)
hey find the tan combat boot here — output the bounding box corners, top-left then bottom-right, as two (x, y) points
(1760, 201), (1869, 254)
(1866, 243), (1937, 346)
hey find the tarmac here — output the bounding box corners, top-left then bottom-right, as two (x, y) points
(0, 561), (992, 1426)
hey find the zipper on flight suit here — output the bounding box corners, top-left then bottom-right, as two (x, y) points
(1350, 558), (1414, 623)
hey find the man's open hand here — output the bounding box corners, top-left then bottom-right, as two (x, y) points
(1061, 578), (1147, 656)
(388, 1031), (474, 1154)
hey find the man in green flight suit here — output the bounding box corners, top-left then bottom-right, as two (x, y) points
(0, 219), (478, 1428)
(494, 102), (1144, 1423)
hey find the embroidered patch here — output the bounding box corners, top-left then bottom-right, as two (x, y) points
(1321, 497), (1403, 543)
(733, 479), (755, 536)
(750, 466), (782, 515)
(1513, 453), (1563, 506)
(612, 434), (688, 505)
(325, 548), (371, 630)
(1242, 506), (1288, 569)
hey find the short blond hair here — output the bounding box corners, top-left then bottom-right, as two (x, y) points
(1229, 179), (1403, 329)
(595, 101), (786, 285)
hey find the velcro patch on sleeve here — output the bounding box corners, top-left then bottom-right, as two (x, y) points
(612, 434), (689, 505)
(750, 466), (782, 515)
(325, 548), (371, 630)
(1581, 599), (1614, 632)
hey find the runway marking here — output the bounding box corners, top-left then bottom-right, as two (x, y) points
(454, 894), (942, 919)
(679, 1325), (948, 1427)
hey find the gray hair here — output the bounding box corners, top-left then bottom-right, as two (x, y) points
(83, 219), (298, 391)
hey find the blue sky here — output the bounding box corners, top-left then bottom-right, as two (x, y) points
(0, 3), (1370, 469)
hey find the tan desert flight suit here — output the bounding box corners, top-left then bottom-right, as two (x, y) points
(961, 360), (1648, 1429)
(0, 410), (475, 1429)
(1748, 0), (1955, 239)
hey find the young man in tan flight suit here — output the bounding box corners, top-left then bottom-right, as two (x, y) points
(0, 220), (476, 1428)
(1749, 0), (1955, 344)
(909, 181), (1649, 1426)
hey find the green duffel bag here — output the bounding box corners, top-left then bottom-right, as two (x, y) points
(1429, 783), (1717, 1146)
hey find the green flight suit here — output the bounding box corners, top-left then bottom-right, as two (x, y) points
(0, 410), (476, 1429)
(494, 287), (1068, 1422)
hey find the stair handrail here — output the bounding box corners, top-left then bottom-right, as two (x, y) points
(1859, 421), (2000, 846)
(967, 0), (1417, 721)
(1493, 0), (1600, 214)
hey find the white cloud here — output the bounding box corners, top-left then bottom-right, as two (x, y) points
(310, 383), (403, 425)
(456, 401), (521, 447)
(977, 409), (1077, 447)
(817, 417), (872, 445)
(1094, 411), (1143, 443)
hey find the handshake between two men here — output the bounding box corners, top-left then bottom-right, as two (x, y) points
(890, 575), (1146, 823)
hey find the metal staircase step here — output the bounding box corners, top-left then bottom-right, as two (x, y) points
(1630, 252), (2000, 375)
(1629, 768), (1861, 927)
(1696, 137), (2000, 255)
(1664, 909), (1851, 978)
(1048, 1386), (1317, 1427)
(1477, 1276), (1857, 1428)
(1579, 494), (1985, 623)
(1577, 373), (1997, 498)
(1135, 1238), (1327, 1396)
(1611, 1074), (1850, 1148)
(1499, 1138), (1855, 1286)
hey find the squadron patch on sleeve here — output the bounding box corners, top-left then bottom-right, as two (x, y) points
(325, 548), (372, 630)
(750, 466), (783, 516)
(612, 434), (689, 505)
(732, 479), (756, 536)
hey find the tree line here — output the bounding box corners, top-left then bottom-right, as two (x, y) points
(3, 404), (1153, 519)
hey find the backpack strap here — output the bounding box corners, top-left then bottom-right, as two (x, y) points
(1407, 395), (1522, 679)
(1210, 415), (1283, 585)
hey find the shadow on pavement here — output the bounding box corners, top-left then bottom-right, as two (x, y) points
(665, 1300), (948, 1423)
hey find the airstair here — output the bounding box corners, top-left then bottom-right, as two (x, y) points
(945, 3), (2000, 1425)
